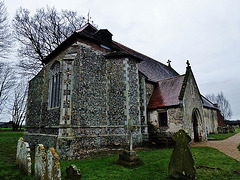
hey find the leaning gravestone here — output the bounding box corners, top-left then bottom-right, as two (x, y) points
(169, 129), (196, 179)
(16, 138), (31, 175)
(65, 164), (82, 180)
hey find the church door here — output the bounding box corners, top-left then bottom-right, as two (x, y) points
(192, 110), (199, 142)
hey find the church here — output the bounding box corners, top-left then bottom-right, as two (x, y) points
(24, 23), (221, 159)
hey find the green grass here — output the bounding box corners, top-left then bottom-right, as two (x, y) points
(60, 147), (240, 180)
(238, 144), (240, 151)
(0, 128), (24, 131)
(0, 131), (33, 180)
(208, 128), (240, 140)
(0, 128), (13, 131)
(1, 131), (240, 180)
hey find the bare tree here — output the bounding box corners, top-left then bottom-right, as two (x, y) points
(0, 62), (16, 115)
(205, 91), (232, 120)
(13, 6), (89, 75)
(12, 82), (28, 131)
(0, 1), (11, 58)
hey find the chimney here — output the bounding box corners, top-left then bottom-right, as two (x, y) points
(94, 29), (113, 47)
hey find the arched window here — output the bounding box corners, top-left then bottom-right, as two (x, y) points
(49, 61), (61, 108)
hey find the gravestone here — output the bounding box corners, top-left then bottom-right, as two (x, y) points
(65, 164), (82, 180)
(117, 119), (142, 167)
(35, 144), (47, 180)
(46, 148), (61, 180)
(228, 126), (235, 133)
(222, 127), (228, 133)
(169, 129), (196, 179)
(16, 138), (31, 175)
(217, 127), (223, 133)
(35, 144), (61, 180)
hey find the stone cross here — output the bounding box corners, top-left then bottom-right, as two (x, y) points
(125, 118), (136, 151)
(167, 59), (171, 67)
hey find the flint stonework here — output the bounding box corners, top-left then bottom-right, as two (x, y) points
(24, 23), (220, 160)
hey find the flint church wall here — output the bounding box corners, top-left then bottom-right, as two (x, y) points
(24, 57), (63, 149)
(24, 39), (146, 159)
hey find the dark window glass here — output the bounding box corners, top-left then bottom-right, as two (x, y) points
(49, 61), (61, 108)
(158, 112), (168, 126)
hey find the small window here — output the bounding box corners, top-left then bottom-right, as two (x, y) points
(158, 112), (168, 127)
(49, 61), (61, 108)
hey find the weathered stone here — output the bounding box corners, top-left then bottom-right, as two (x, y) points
(46, 148), (61, 180)
(217, 126), (223, 133)
(24, 42), (146, 159)
(223, 127), (228, 134)
(228, 126), (235, 133)
(117, 150), (142, 167)
(65, 164), (82, 180)
(35, 144), (61, 180)
(35, 144), (47, 180)
(16, 138), (31, 175)
(169, 129), (196, 179)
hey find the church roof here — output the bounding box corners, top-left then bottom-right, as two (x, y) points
(148, 75), (185, 109)
(43, 23), (179, 81)
(201, 95), (218, 110)
(112, 41), (179, 81)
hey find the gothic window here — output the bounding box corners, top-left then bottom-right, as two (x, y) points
(49, 61), (61, 108)
(158, 112), (168, 127)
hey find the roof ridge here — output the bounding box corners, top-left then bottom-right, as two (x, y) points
(201, 95), (216, 105)
(157, 74), (185, 82)
(112, 40), (168, 67)
(76, 23), (98, 33)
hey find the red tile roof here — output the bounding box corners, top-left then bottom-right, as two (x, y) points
(148, 75), (185, 109)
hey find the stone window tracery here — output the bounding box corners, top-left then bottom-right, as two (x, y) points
(49, 61), (61, 108)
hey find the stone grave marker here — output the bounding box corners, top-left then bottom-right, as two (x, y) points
(228, 126), (235, 133)
(35, 144), (61, 180)
(16, 137), (31, 175)
(35, 144), (47, 180)
(117, 118), (142, 167)
(65, 164), (82, 180)
(46, 148), (61, 180)
(169, 129), (196, 179)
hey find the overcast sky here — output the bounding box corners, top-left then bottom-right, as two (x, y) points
(4, 0), (240, 120)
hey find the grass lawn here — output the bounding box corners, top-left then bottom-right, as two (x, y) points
(59, 147), (240, 180)
(0, 128), (13, 131)
(0, 131), (33, 180)
(1, 131), (240, 179)
(208, 128), (240, 140)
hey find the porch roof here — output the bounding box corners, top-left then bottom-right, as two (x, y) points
(148, 75), (185, 109)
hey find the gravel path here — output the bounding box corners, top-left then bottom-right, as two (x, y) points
(191, 132), (240, 161)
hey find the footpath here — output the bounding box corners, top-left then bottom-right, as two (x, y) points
(191, 132), (240, 161)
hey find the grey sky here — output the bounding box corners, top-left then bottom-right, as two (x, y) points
(4, 0), (240, 120)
